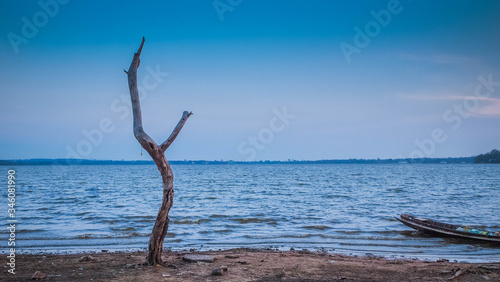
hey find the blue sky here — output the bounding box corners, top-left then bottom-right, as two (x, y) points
(1, 0), (499, 161)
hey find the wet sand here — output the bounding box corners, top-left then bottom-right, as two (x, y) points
(4, 248), (499, 281)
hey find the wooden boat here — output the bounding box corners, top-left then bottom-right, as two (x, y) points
(396, 214), (500, 243)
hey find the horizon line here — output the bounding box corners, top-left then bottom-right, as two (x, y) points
(0, 156), (477, 163)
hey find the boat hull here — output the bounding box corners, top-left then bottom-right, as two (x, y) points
(396, 214), (500, 243)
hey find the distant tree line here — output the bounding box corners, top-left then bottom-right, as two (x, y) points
(0, 157), (476, 166)
(474, 149), (500, 163)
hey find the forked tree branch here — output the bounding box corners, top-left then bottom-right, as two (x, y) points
(126, 37), (191, 155)
(160, 111), (193, 152)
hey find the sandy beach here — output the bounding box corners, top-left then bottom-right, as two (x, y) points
(4, 248), (499, 281)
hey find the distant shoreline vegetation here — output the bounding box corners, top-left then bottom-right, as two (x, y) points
(0, 157), (482, 166)
(474, 149), (500, 164)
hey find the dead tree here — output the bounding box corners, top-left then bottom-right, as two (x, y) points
(125, 37), (192, 266)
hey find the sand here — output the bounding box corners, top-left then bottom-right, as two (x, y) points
(4, 248), (499, 281)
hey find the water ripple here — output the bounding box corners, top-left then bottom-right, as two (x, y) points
(3, 163), (499, 262)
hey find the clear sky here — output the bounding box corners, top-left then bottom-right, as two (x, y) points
(1, 0), (499, 161)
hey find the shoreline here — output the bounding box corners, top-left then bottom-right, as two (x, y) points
(5, 246), (500, 264)
(4, 248), (499, 281)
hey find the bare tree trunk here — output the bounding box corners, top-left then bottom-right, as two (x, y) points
(125, 37), (192, 266)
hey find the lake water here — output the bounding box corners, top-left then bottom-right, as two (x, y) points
(2, 164), (500, 262)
